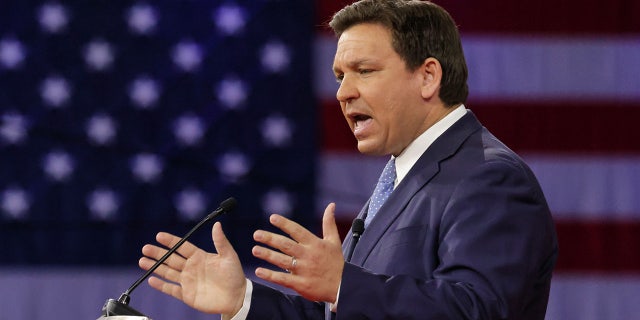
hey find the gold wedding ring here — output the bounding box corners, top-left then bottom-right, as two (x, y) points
(286, 256), (297, 273)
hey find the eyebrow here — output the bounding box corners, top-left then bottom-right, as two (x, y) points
(333, 58), (374, 75)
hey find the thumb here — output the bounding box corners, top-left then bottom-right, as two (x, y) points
(322, 203), (340, 243)
(212, 221), (234, 256)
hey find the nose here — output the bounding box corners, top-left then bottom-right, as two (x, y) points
(336, 75), (358, 103)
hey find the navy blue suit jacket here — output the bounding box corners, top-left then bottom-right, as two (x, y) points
(247, 112), (558, 319)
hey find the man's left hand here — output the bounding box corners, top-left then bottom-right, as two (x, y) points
(252, 202), (344, 303)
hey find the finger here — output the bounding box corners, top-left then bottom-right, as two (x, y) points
(156, 232), (200, 259)
(252, 245), (297, 271)
(139, 256), (182, 284)
(268, 214), (317, 244)
(212, 222), (235, 257)
(141, 244), (187, 270)
(322, 203), (341, 243)
(253, 229), (300, 257)
(148, 276), (183, 301)
(254, 267), (295, 290)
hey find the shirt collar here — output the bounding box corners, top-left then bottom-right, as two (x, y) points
(392, 105), (467, 187)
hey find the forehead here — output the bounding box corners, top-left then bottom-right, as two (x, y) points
(333, 23), (395, 68)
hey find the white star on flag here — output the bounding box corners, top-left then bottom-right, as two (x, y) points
(38, 3), (69, 34)
(42, 150), (75, 182)
(130, 153), (164, 183)
(129, 76), (160, 109)
(262, 188), (294, 217)
(218, 151), (251, 183)
(87, 187), (120, 221)
(1, 187), (30, 220)
(84, 39), (115, 71)
(261, 41), (291, 73)
(261, 115), (292, 147)
(174, 188), (207, 221)
(127, 3), (158, 35)
(86, 113), (117, 145)
(1, 111), (29, 145)
(0, 38), (26, 69)
(173, 114), (205, 146)
(214, 4), (246, 36)
(40, 75), (72, 108)
(172, 40), (203, 72)
(216, 77), (248, 110)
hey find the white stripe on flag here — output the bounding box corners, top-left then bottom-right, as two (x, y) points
(463, 36), (640, 102)
(546, 273), (640, 320)
(313, 34), (640, 102)
(525, 154), (640, 220)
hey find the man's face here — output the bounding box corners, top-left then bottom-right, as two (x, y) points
(332, 23), (432, 156)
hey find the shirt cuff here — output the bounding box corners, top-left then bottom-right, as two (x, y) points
(226, 279), (253, 320)
(329, 281), (341, 312)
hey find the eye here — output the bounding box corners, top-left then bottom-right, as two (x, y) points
(335, 73), (344, 83)
(359, 69), (372, 75)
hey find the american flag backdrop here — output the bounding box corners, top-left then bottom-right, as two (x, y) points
(0, 0), (639, 319)
(314, 1), (640, 320)
(0, 0), (317, 267)
(0, 1), (316, 318)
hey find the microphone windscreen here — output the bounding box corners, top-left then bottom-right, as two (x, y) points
(352, 218), (365, 235)
(219, 197), (237, 212)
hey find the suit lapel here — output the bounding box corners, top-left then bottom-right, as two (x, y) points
(348, 111), (483, 266)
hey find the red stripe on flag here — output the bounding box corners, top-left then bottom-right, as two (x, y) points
(319, 99), (640, 153)
(314, 1), (353, 29)
(555, 220), (640, 273)
(315, 0), (640, 35)
(319, 99), (355, 152)
(472, 101), (640, 154)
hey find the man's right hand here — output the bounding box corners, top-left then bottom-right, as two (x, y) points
(139, 221), (247, 316)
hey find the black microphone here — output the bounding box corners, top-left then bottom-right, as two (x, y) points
(101, 197), (238, 317)
(344, 218), (365, 262)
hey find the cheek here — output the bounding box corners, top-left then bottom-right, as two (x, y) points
(380, 98), (401, 126)
(381, 99), (415, 138)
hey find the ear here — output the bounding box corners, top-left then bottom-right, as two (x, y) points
(419, 57), (442, 100)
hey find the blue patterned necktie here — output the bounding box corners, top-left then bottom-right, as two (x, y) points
(365, 158), (396, 227)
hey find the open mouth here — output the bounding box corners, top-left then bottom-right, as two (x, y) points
(352, 114), (373, 135)
(353, 114), (371, 124)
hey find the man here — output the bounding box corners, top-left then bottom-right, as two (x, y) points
(139, 0), (558, 319)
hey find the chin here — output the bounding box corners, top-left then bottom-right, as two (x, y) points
(356, 142), (386, 156)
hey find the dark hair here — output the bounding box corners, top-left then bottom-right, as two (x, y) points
(329, 0), (468, 106)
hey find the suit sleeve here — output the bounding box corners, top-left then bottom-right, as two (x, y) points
(245, 282), (325, 320)
(336, 160), (558, 319)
